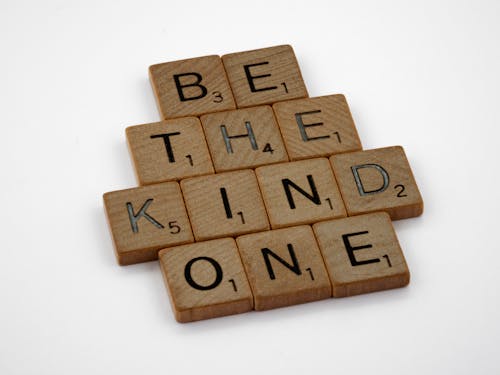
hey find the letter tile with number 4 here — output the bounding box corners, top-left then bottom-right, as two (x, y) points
(313, 212), (410, 297)
(236, 226), (331, 310)
(201, 105), (288, 172)
(103, 182), (193, 265)
(330, 146), (423, 220)
(149, 55), (236, 119)
(222, 45), (308, 108)
(159, 238), (254, 323)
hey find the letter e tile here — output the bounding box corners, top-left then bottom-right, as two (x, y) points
(222, 45), (308, 108)
(313, 212), (410, 297)
(273, 94), (362, 160)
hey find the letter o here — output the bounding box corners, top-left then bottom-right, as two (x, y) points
(184, 256), (223, 291)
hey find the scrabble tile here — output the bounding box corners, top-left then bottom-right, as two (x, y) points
(255, 158), (346, 229)
(103, 182), (193, 265)
(313, 212), (410, 297)
(222, 45), (308, 108)
(272, 94), (362, 160)
(149, 55), (236, 119)
(159, 238), (253, 323)
(201, 105), (288, 172)
(126, 117), (214, 185)
(236, 226), (331, 310)
(180, 170), (269, 241)
(330, 146), (424, 220)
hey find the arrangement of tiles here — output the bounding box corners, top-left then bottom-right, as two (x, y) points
(103, 45), (423, 323)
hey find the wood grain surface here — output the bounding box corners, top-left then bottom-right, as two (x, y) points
(236, 226), (331, 310)
(222, 45), (308, 108)
(201, 105), (288, 172)
(159, 238), (253, 322)
(313, 212), (410, 297)
(103, 182), (193, 265)
(149, 55), (235, 119)
(272, 94), (362, 160)
(255, 158), (346, 228)
(126, 117), (214, 185)
(330, 146), (424, 219)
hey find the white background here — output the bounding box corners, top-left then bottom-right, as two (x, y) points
(1, 0), (499, 374)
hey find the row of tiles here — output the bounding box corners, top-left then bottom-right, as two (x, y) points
(159, 212), (410, 323)
(149, 45), (309, 119)
(128, 94), (361, 186)
(103, 147), (423, 265)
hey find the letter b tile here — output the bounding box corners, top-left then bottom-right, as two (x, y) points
(149, 55), (236, 119)
(159, 238), (253, 323)
(236, 226), (331, 310)
(330, 146), (424, 220)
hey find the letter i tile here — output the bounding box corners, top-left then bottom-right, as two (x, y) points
(313, 212), (410, 297)
(330, 146), (423, 220)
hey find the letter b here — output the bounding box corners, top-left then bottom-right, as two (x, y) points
(173, 72), (208, 102)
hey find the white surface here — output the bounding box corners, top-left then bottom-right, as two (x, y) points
(1, 0), (499, 374)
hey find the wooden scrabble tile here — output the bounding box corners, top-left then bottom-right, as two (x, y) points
(126, 117), (214, 185)
(103, 182), (193, 265)
(180, 170), (269, 241)
(255, 158), (346, 229)
(236, 226), (331, 310)
(313, 212), (410, 297)
(159, 238), (254, 323)
(330, 146), (424, 220)
(201, 105), (288, 172)
(272, 94), (362, 160)
(149, 55), (236, 119)
(222, 45), (308, 108)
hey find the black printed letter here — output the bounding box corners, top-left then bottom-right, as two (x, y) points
(150, 132), (181, 162)
(173, 72), (208, 102)
(261, 244), (301, 280)
(243, 62), (277, 93)
(282, 175), (321, 209)
(342, 231), (380, 266)
(184, 256), (223, 291)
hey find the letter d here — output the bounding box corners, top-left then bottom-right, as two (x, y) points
(351, 164), (389, 196)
